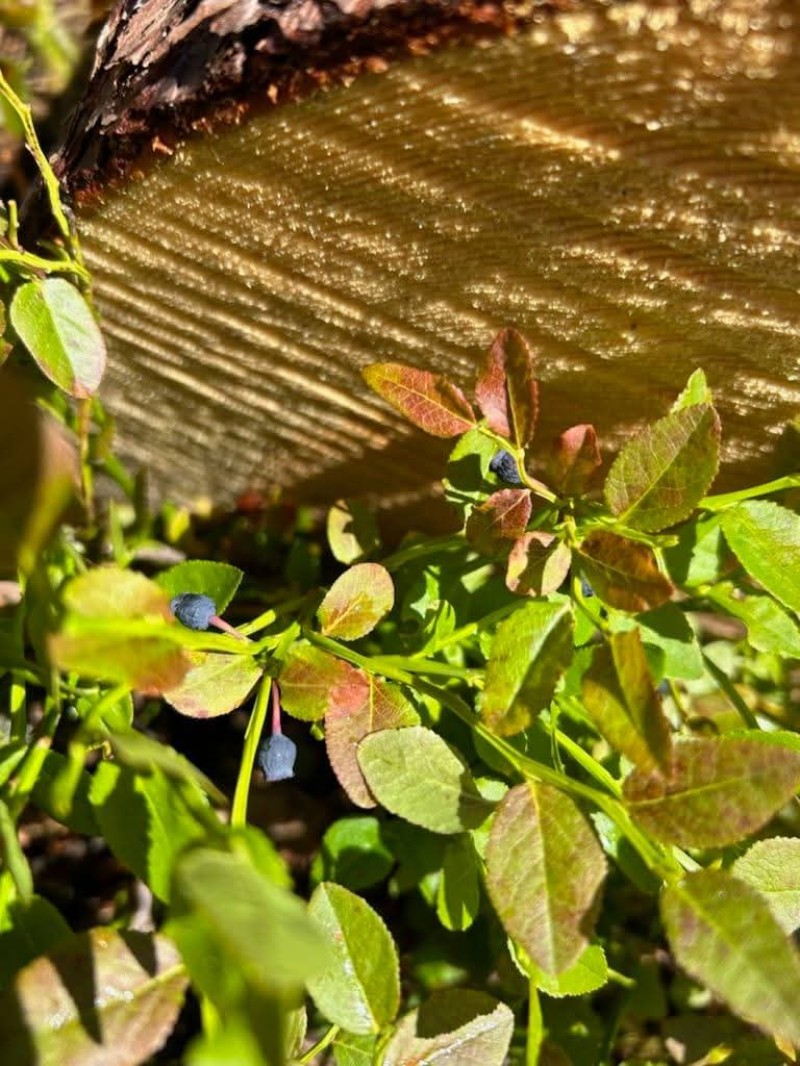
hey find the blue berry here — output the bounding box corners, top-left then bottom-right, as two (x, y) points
(257, 734), (297, 783)
(489, 450), (522, 486)
(170, 592), (217, 631)
(580, 578), (595, 598)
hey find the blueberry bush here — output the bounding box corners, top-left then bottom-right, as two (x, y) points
(2, 72), (800, 1066)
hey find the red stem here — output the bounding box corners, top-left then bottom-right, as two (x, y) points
(270, 682), (282, 736)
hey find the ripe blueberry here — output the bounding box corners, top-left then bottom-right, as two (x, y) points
(257, 734), (297, 782)
(170, 592), (218, 631)
(489, 450), (523, 486)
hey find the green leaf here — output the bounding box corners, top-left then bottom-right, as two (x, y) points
(0, 895), (72, 991)
(50, 568), (190, 692)
(527, 944), (609, 998)
(480, 599), (574, 736)
(318, 563), (395, 640)
(466, 488), (532, 556)
(506, 533), (572, 598)
(576, 531), (674, 612)
(186, 1015), (272, 1066)
(0, 370), (76, 574)
(604, 403), (720, 531)
(30, 750), (100, 836)
(163, 651), (262, 718)
(672, 369), (712, 410)
(333, 1031), (378, 1066)
(10, 278), (106, 397)
(474, 327), (538, 446)
(358, 727), (495, 834)
(630, 604), (704, 682)
(156, 560), (243, 614)
(546, 424), (601, 496)
(327, 500), (381, 564)
(732, 838), (800, 935)
(307, 882), (400, 1034)
(721, 500), (800, 614)
(707, 582), (800, 657)
(279, 641), (365, 721)
(382, 990), (514, 1066)
(581, 628), (672, 773)
(486, 782), (607, 974)
(89, 763), (208, 901)
(443, 427), (498, 522)
(436, 833), (481, 932)
(169, 848), (327, 996)
(362, 363), (476, 437)
(662, 869), (800, 1046)
(107, 729), (226, 806)
(311, 816), (394, 891)
(624, 736), (800, 847)
(663, 515), (726, 587)
(325, 676), (419, 808)
(0, 928), (187, 1065)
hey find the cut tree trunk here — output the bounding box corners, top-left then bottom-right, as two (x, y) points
(54, 0), (800, 511)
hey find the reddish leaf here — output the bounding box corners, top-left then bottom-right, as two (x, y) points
(506, 533), (572, 597)
(486, 783), (606, 974)
(466, 489), (532, 556)
(280, 641), (366, 721)
(318, 563), (395, 641)
(326, 679), (419, 808)
(163, 652), (262, 718)
(604, 404), (721, 532)
(581, 629), (672, 773)
(475, 328), (538, 446)
(547, 424), (601, 496)
(362, 363), (475, 438)
(0, 928), (187, 1065)
(624, 736), (800, 847)
(577, 532), (673, 612)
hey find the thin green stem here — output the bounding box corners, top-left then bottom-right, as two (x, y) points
(700, 474), (800, 512)
(414, 601), (519, 657)
(701, 651), (759, 730)
(0, 246), (90, 282)
(239, 596), (310, 637)
(294, 1023), (341, 1065)
(526, 981), (544, 1066)
(372, 655), (483, 683)
(8, 698), (62, 820)
(231, 676), (272, 828)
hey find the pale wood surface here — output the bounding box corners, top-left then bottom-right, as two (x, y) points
(75, 0), (800, 511)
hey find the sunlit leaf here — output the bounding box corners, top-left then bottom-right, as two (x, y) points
(358, 727), (494, 834)
(672, 369), (712, 410)
(605, 403), (720, 531)
(169, 848), (328, 996)
(307, 882), (400, 1034)
(481, 599), (574, 736)
(311, 816), (394, 891)
(327, 500), (380, 564)
(708, 583), (800, 658)
(156, 560), (243, 614)
(721, 501), (800, 614)
(279, 641), (365, 722)
(382, 990), (514, 1066)
(581, 629), (672, 773)
(624, 736), (800, 847)
(362, 363), (475, 437)
(530, 944), (609, 998)
(10, 278), (106, 397)
(663, 870), (800, 1046)
(547, 424), (601, 496)
(506, 533), (572, 598)
(163, 651), (262, 718)
(318, 563), (394, 640)
(326, 677), (419, 808)
(486, 782), (606, 974)
(576, 531), (673, 612)
(0, 895), (72, 992)
(465, 489), (532, 556)
(732, 838), (800, 935)
(474, 328), (538, 446)
(0, 928), (187, 1065)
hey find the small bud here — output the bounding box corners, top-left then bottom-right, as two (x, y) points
(489, 450), (523, 487)
(257, 734), (297, 782)
(170, 592), (217, 631)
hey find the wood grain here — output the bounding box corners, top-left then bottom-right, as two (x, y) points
(73, 0), (800, 510)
